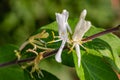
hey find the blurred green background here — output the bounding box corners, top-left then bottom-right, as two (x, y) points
(0, 0), (120, 46)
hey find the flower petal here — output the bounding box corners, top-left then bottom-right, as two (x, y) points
(80, 9), (87, 19)
(55, 11), (68, 40)
(63, 10), (72, 34)
(55, 40), (66, 62)
(62, 10), (69, 22)
(72, 9), (91, 41)
(66, 22), (72, 34)
(75, 44), (81, 67)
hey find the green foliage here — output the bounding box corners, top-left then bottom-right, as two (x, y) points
(0, 65), (31, 80)
(73, 50), (118, 80)
(0, 45), (30, 80)
(0, 44), (18, 63)
(0, 19), (120, 80)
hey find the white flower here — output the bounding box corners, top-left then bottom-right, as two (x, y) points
(55, 9), (91, 67)
(72, 9), (91, 67)
(55, 10), (72, 62)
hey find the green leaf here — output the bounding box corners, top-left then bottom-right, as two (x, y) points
(73, 49), (119, 80)
(39, 59), (78, 80)
(0, 44), (17, 63)
(84, 38), (120, 72)
(30, 69), (59, 80)
(0, 65), (30, 80)
(0, 45), (30, 80)
(85, 27), (120, 72)
(40, 70), (59, 80)
(61, 49), (74, 67)
(72, 26), (120, 79)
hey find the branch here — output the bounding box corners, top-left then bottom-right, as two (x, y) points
(0, 46), (68, 67)
(0, 25), (120, 67)
(82, 25), (120, 41)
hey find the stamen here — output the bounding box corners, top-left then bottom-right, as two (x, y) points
(52, 31), (59, 38)
(68, 43), (75, 53)
(47, 39), (62, 44)
(26, 49), (38, 55)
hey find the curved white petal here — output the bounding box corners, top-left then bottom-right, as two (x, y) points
(80, 9), (87, 19)
(63, 9), (69, 22)
(72, 18), (85, 40)
(75, 44), (81, 67)
(55, 40), (66, 62)
(63, 10), (72, 33)
(72, 9), (91, 41)
(56, 10), (72, 41)
(66, 22), (72, 34)
(56, 15), (67, 40)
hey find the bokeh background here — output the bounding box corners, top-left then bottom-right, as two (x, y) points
(0, 0), (120, 46)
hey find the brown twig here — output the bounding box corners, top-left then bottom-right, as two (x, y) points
(0, 25), (120, 67)
(0, 46), (68, 67)
(82, 25), (120, 41)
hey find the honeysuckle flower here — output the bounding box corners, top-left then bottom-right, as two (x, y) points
(55, 10), (72, 62)
(72, 9), (91, 67)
